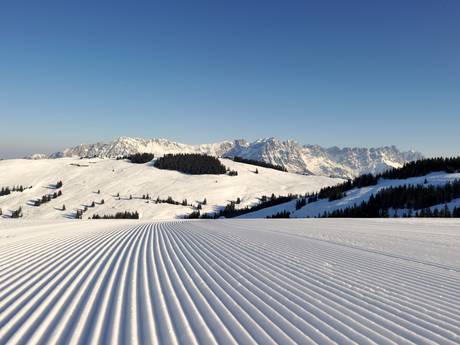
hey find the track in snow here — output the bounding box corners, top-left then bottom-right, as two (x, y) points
(1, 220), (460, 344)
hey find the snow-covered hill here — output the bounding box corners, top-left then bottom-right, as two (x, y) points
(239, 171), (460, 219)
(41, 137), (423, 178)
(0, 157), (341, 220)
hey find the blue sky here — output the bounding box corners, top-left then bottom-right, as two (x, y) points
(1, 0), (459, 158)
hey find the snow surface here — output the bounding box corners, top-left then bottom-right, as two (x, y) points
(0, 158), (341, 220)
(1, 219), (459, 344)
(239, 171), (460, 219)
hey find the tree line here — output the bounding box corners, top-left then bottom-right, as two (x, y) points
(0, 206), (23, 218)
(0, 185), (31, 196)
(231, 156), (287, 172)
(155, 196), (189, 206)
(319, 179), (460, 218)
(380, 157), (460, 179)
(188, 193), (298, 219)
(33, 190), (62, 206)
(154, 154), (227, 175)
(11, 206), (23, 218)
(266, 210), (291, 218)
(316, 157), (460, 202)
(92, 211), (139, 219)
(119, 153), (155, 164)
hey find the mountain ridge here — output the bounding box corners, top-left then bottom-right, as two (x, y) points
(41, 136), (423, 178)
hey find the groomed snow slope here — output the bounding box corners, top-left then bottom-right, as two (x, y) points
(0, 158), (341, 219)
(1, 219), (459, 344)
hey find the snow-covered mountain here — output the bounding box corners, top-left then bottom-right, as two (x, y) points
(47, 137), (423, 178)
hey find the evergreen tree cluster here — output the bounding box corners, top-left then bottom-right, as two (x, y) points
(33, 190), (62, 207)
(154, 154), (227, 175)
(0, 187), (11, 196)
(0, 185), (30, 196)
(76, 205), (89, 219)
(320, 180), (460, 218)
(414, 205), (460, 217)
(318, 174), (377, 201)
(92, 211), (139, 219)
(55, 180), (63, 189)
(295, 198), (307, 210)
(316, 157), (460, 202)
(11, 206), (22, 218)
(266, 210), (291, 218)
(114, 192), (197, 208)
(186, 210), (201, 219)
(120, 153), (155, 164)
(293, 192), (320, 211)
(197, 193), (298, 219)
(155, 196), (188, 206)
(380, 157), (460, 179)
(76, 209), (84, 219)
(232, 156), (287, 172)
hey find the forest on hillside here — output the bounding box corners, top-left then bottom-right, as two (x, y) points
(231, 156), (287, 172)
(154, 153), (227, 175)
(317, 157), (460, 202)
(319, 180), (460, 218)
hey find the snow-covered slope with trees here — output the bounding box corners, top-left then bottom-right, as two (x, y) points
(1, 219), (459, 344)
(239, 171), (460, 219)
(0, 157), (341, 220)
(42, 137), (422, 178)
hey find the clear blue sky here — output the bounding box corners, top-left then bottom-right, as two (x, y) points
(1, 0), (459, 158)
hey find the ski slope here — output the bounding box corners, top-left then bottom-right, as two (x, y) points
(1, 219), (459, 344)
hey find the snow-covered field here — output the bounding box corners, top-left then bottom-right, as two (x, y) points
(1, 219), (459, 344)
(0, 158), (341, 219)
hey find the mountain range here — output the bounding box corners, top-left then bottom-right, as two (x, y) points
(40, 137), (423, 178)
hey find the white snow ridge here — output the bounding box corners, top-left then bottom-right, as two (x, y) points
(1, 219), (459, 344)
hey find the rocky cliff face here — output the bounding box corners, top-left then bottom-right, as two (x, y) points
(47, 136), (423, 178)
